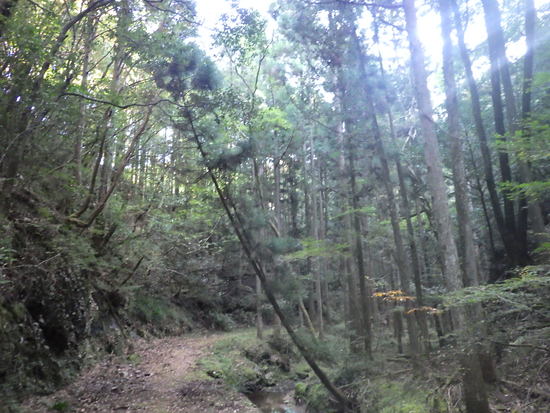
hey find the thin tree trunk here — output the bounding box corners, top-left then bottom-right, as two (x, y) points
(299, 296), (317, 337)
(345, 129), (372, 358)
(69, 108), (152, 228)
(252, 155), (268, 338)
(466, 136), (497, 258)
(393, 309), (404, 354)
(337, 118), (361, 352)
(308, 136), (324, 339)
(99, 1), (127, 199)
(256, 274), (263, 340)
(273, 162), (283, 337)
(74, 14), (95, 186)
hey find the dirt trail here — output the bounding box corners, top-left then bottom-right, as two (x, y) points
(21, 333), (259, 413)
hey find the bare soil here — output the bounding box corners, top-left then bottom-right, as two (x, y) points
(21, 333), (259, 413)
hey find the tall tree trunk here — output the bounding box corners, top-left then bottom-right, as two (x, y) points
(288, 158), (300, 238)
(519, 0), (546, 238)
(440, 0), (480, 287)
(480, 0), (526, 265)
(345, 126), (372, 358)
(355, 35), (423, 354)
(308, 136), (324, 339)
(273, 161), (283, 337)
(480, 0), (518, 131)
(337, 116), (361, 352)
(256, 274), (264, 340)
(354, 34), (411, 295)
(372, 25), (424, 305)
(403, 0), (462, 292)
(253, 158), (265, 339)
(404, 4), (491, 409)
(330, 28), (373, 354)
(450, 0), (517, 263)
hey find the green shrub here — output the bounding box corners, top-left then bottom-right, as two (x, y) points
(49, 401), (70, 412)
(210, 312), (236, 331)
(366, 380), (445, 413)
(130, 294), (191, 332)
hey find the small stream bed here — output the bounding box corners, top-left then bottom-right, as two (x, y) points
(245, 388), (306, 413)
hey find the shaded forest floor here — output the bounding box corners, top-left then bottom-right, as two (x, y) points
(13, 320), (550, 413)
(20, 332), (259, 413)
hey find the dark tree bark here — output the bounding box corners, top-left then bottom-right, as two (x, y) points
(481, 0), (530, 265)
(461, 352), (491, 413)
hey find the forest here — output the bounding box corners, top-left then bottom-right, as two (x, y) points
(0, 0), (549, 412)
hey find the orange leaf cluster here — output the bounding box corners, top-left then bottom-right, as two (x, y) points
(373, 290), (415, 302)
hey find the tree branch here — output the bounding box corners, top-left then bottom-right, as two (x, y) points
(60, 92), (185, 109)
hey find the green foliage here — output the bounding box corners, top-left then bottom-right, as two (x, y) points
(265, 236), (301, 255)
(51, 230), (98, 272)
(126, 353), (141, 365)
(214, 7), (268, 64)
(499, 180), (550, 202)
(294, 331), (340, 365)
(252, 107), (291, 132)
(443, 266), (550, 309)
(305, 382), (335, 411)
(368, 380), (444, 413)
(0, 246), (16, 267)
(49, 401), (70, 412)
(330, 205), (377, 220)
(285, 238), (348, 261)
(211, 312), (236, 331)
(150, 43), (221, 98)
(534, 242), (550, 254)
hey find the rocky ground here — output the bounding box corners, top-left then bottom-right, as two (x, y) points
(20, 333), (259, 413)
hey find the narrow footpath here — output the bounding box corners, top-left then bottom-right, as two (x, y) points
(21, 333), (259, 413)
